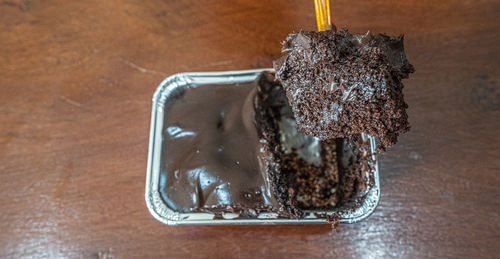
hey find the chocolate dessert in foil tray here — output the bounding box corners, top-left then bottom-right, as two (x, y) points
(145, 69), (380, 225)
(146, 29), (413, 225)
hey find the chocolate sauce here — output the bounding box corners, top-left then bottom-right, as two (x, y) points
(159, 81), (279, 213)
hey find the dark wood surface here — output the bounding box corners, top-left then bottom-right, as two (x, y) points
(1, 0), (499, 258)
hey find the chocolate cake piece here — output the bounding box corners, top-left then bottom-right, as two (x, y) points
(273, 29), (415, 149)
(254, 72), (367, 217)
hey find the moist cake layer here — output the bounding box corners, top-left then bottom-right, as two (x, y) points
(255, 72), (368, 217)
(274, 29), (415, 149)
(254, 72), (340, 217)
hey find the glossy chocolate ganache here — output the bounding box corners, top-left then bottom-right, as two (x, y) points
(159, 72), (371, 218)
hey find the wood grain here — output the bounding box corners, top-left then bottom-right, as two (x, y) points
(1, 0), (499, 258)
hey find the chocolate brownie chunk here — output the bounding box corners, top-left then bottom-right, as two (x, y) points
(273, 29), (415, 149)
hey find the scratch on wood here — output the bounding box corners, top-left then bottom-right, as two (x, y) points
(119, 58), (167, 76)
(98, 248), (113, 259)
(19, 0), (32, 11)
(59, 95), (83, 108)
(99, 77), (119, 87)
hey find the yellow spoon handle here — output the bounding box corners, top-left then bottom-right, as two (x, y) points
(314, 0), (332, 31)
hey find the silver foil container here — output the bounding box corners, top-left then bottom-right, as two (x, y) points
(145, 69), (380, 225)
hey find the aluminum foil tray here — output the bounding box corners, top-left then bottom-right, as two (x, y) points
(145, 68), (380, 225)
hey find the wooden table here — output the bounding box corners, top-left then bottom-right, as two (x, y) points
(1, 0), (499, 258)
